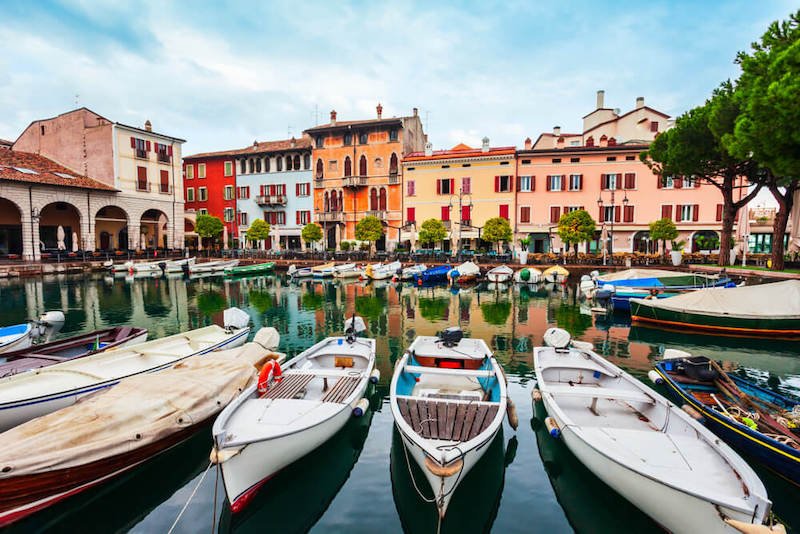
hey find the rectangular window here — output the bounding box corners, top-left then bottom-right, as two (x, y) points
(650, 121), (659, 132)
(224, 161), (233, 177)
(601, 173), (618, 190)
(461, 205), (471, 223)
(547, 175), (563, 191)
(132, 137), (148, 159)
(518, 176), (532, 192)
(552, 158), (561, 163)
(239, 212), (249, 226)
(520, 206), (531, 223)
(549, 206), (561, 223)
(606, 156), (617, 162)
(407, 180), (415, 196)
(185, 164), (194, 179)
(662, 176), (675, 189)
(343, 133), (352, 146)
(296, 182), (311, 196)
(389, 129), (398, 141)
(623, 205), (635, 222)
(155, 142), (171, 163)
(160, 170), (170, 193)
(716, 204), (723, 222)
(136, 166), (148, 191)
(437, 178), (454, 195)
(297, 210), (311, 224)
(407, 207), (416, 222)
(603, 206), (616, 222)
(569, 174), (583, 191)
(678, 204), (698, 222)
(661, 205), (673, 219)
(499, 204), (509, 220)
(521, 159), (531, 165)
(626, 155), (636, 161)
(564, 206), (582, 214)
(199, 208), (208, 215)
(316, 136), (324, 149)
(224, 185), (234, 200)
(683, 177), (695, 188)
(237, 186), (250, 199)
(199, 187), (208, 201)
(186, 188), (195, 202)
(359, 132), (368, 144)
(224, 208), (234, 222)
(624, 173), (636, 189)
(461, 177), (471, 194)
(570, 157), (580, 163)
(198, 163), (206, 179)
(441, 206), (450, 222)
(495, 175), (512, 192)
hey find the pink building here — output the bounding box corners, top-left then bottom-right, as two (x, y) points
(516, 91), (737, 254)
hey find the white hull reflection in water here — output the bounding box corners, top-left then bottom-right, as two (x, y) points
(0, 274), (797, 533)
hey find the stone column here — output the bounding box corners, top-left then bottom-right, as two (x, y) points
(128, 224), (140, 250)
(21, 214), (41, 262)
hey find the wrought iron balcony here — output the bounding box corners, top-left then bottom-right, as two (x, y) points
(343, 176), (368, 188)
(255, 195), (287, 206)
(366, 210), (387, 220)
(318, 211), (344, 222)
(388, 173), (399, 184)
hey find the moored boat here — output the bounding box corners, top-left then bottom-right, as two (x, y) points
(0, 327), (283, 527)
(0, 326), (148, 377)
(287, 264), (313, 278)
(534, 327), (772, 533)
(333, 266), (364, 279)
(413, 264), (451, 285)
(0, 307), (251, 432)
(211, 317), (376, 513)
(631, 279), (800, 337)
(486, 265), (513, 283)
(312, 262), (337, 277)
(400, 263), (427, 281)
(389, 328), (508, 518)
(448, 261), (480, 285)
(189, 259), (240, 275)
(514, 267), (542, 284)
(366, 261), (401, 280)
(542, 265), (569, 284)
(224, 262), (275, 276)
(0, 311), (65, 355)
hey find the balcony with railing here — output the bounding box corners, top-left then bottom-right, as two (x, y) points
(135, 149), (148, 159)
(366, 210), (388, 220)
(255, 194), (287, 206)
(315, 177), (324, 188)
(318, 211), (344, 222)
(388, 172), (400, 185)
(157, 152), (171, 164)
(343, 176), (368, 188)
(159, 183), (172, 194)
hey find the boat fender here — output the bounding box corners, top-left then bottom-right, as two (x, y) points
(352, 398), (370, 417)
(544, 417), (560, 438)
(647, 370), (664, 385)
(417, 277), (423, 286)
(257, 360), (282, 395)
(369, 369), (380, 384)
(424, 456), (463, 478)
(506, 397), (519, 430)
(531, 388), (542, 402)
(723, 518), (786, 534)
(681, 404), (705, 423)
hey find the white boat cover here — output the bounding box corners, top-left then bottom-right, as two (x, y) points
(408, 335), (491, 360)
(488, 265), (513, 275)
(634, 280), (800, 319)
(0, 341), (282, 476)
(597, 268), (691, 282)
(543, 266), (569, 277)
(455, 261), (480, 276)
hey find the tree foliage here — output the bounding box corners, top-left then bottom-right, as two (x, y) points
(418, 218), (448, 247)
(649, 218), (679, 255)
(355, 216), (384, 243)
(557, 209), (595, 258)
(301, 223), (323, 245)
(195, 214), (224, 242)
(482, 217), (512, 252)
(245, 219), (271, 246)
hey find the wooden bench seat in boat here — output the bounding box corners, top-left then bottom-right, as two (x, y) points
(395, 396), (499, 442)
(321, 376), (361, 403)
(263, 374), (315, 400)
(403, 365), (495, 378)
(544, 384), (655, 404)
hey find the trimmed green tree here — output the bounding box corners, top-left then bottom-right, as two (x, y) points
(557, 209), (596, 259)
(649, 218), (679, 257)
(483, 217), (512, 253)
(195, 214), (224, 249)
(418, 218), (448, 248)
(301, 223), (323, 250)
(245, 219), (271, 248)
(355, 216), (384, 255)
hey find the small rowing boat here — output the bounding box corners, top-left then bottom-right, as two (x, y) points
(333, 266), (364, 279)
(534, 327), (772, 533)
(413, 264), (451, 285)
(312, 262), (337, 277)
(366, 261), (401, 280)
(224, 262), (275, 276)
(486, 265), (513, 283)
(212, 317), (376, 513)
(287, 265), (312, 278)
(0, 312), (65, 355)
(542, 265), (569, 284)
(400, 264), (426, 281)
(189, 259), (240, 275)
(448, 261), (480, 285)
(514, 267), (542, 284)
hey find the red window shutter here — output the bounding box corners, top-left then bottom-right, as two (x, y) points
(516, 176), (521, 191)
(598, 205), (604, 222)
(296, 211), (300, 224)
(500, 204), (509, 220)
(716, 204), (723, 221)
(130, 136), (136, 148)
(578, 174), (583, 190)
(675, 205), (682, 222)
(561, 177), (566, 191)
(657, 177), (663, 189)
(520, 207), (530, 223)
(661, 205), (671, 219)
(494, 176), (500, 192)
(407, 207), (415, 222)
(693, 204), (699, 222)
(625, 173), (635, 189)
(614, 205), (621, 222)
(441, 206), (450, 221)
(450, 178), (455, 193)
(624, 205), (634, 222)
(695, 179), (701, 188)
(461, 205), (470, 222)
(551, 206), (561, 223)
(296, 183), (300, 195)
(531, 176), (535, 191)
(546, 176), (551, 192)
(145, 140), (151, 152)
(437, 180), (441, 195)
(137, 166), (147, 181)
(509, 176), (514, 192)
(601, 174), (607, 190)
(168, 146), (173, 156)
(675, 177), (683, 189)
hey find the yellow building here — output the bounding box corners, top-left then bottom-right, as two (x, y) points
(401, 138), (516, 252)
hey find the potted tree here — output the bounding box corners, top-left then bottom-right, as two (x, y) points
(518, 237), (531, 265)
(670, 239), (687, 266)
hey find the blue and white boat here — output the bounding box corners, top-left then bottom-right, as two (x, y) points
(413, 264), (451, 285)
(0, 311), (65, 354)
(600, 275), (735, 312)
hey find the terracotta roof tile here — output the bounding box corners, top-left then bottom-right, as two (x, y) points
(185, 136), (312, 160)
(304, 117), (405, 133)
(0, 150), (117, 191)
(404, 145), (516, 162)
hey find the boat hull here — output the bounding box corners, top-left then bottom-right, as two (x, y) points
(542, 394), (765, 534)
(0, 328), (32, 355)
(486, 273), (511, 283)
(225, 263), (274, 276)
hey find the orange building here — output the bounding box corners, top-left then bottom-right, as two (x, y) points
(304, 105), (426, 251)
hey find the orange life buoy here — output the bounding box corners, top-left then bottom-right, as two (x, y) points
(257, 360), (282, 395)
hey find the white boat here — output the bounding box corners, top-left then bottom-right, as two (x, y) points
(366, 261), (401, 280)
(486, 265), (513, 283)
(0, 307), (251, 432)
(333, 267), (364, 279)
(334, 263), (357, 274)
(400, 264), (427, 281)
(533, 328), (772, 534)
(542, 265), (569, 284)
(189, 259), (240, 275)
(449, 261), (481, 284)
(211, 317), (376, 513)
(287, 265), (312, 278)
(390, 328), (508, 518)
(130, 257), (195, 274)
(312, 262), (337, 278)
(513, 267), (542, 284)
(0, 312), (65, 355)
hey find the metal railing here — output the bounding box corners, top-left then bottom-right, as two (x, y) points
(255, 195), (287, 206)
(343, 176), (368, 188)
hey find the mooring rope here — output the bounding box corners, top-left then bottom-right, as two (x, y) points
(167, 460), (213, 534)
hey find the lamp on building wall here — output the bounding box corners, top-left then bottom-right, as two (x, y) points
(596, 185), (629, 262)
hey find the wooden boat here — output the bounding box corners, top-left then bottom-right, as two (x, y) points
(448, 261), (480, 285)
(534, 328), (772, 533)
(224, 262), (275, 276)
(542, 265), (569, 284)
(312, 262), (337, 277)
(365, 261), (401, 280)
(0, 326), (148, 378)
(655, 352), (800, 487)
(287, 264), (312, 278)
(333, 267), (364, 279)
(211, 318), (376, 513)
(0, 311), (65, 355)
(486, 265), (513, 283)
(413, 264), (451, 285)
(0, 307), (251, 432)
(0, 328), (284, 527)
(389, 329), (508, 518)
(514, 267), (542, 284)
(631, 279), (800, 337)
(189, 259), (239, 275)
(400, 264), (426, 281)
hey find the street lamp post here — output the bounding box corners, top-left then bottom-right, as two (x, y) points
(597, 180), (628, 264)
(449, 187), (472, 261)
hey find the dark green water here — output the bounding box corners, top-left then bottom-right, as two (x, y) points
(1, 273), (799, 533)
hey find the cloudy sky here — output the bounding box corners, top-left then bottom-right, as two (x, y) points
(0, 0), (795, 160)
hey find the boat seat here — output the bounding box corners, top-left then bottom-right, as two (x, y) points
(321, 376), (362, 403)
(114, 327), (133, 342)
(403, 365), (494, 378)
(396, 396), (499, 442)
(263, 373), (315, 400)
(544, 384), (655, 404)
(539, 359), (618, 378)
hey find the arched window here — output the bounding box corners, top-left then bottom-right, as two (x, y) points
(316, 158), (323, 179)
(304, 153), (311, 169)
(379, 187), (387, 211)
(344, 156), (352, 177)
(286, 155), (293, 171)
(248, 159), (254, 173)
(585, 136), (594, 147)
(255, 158), (262, 173)
(264, 157), (270, 173)
(324, 191), (330, 212)
(240, 159), (246, 174)
(293, 155), (300, 169)
(389, 153), (398, 176)
(338, 191), (343, 212)
(359, 155), (367, 177)
(608, 137), (617, 146)
(276, 157), (283, 172)
(370, 188), (378, 211)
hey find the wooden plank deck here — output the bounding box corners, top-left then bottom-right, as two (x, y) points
(321, 376), (362, 403)
(264, 373), (314, 399)
(397, 397), (499, 441)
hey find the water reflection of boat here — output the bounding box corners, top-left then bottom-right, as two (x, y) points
(218, 390), (377, 534)
(390, 427), (510, 534)
(593, 310), (632, 331)
(531, 399), (660, 533)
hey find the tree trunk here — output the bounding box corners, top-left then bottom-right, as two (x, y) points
(768, 181), (798, 271)
(719, 204), (736, 266)
(573, 242), (579, 260)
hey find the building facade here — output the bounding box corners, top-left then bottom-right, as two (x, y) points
(182, 152), (237, 247)
(516, 92), (730, 254)
(305, 105), (426, 251)
(402, 140), (517, 251)
(13, 108), (186, 252)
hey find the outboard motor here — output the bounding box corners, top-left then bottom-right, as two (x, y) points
(579, 274), (595, 297)
(344, 314), (367, 343)
(34, 310), (66, 342)
(158, 261), (167, 276)
(543, 327), (572, 349)
(594, 284), (615, 307)
(181, 262), (190, 277)
(438, 326), (463, 347)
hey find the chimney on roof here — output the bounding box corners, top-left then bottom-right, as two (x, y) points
(481, 137), (490, 153)
(553, 126), (561, 136)
(253, 140), (258, 147)
(613, 108), (620, 116)
(376, 103), (383, 119)
(412, 107), (418, 117)
(290, 136), (296, 148)
(596, 90), (605, 109)
(636, 96), (645, 109)
(144, 120), (152, 132)
(330, 110), (337, 125)
(524, 137), (532, 150)
(425, 142), (433, 156)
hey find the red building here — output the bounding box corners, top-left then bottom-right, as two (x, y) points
(183, 152), (237, 247)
